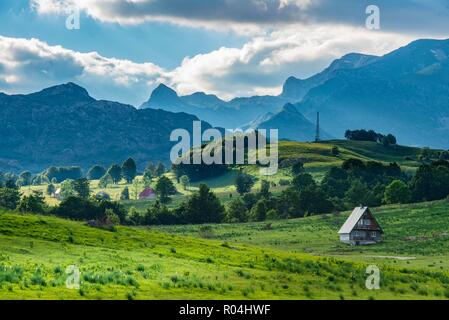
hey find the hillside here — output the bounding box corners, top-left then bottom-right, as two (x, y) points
(243, 104), (332, 141)
(141, 84), (288, 129)
(295, 39), (449, 149)
(160, 200), (449, 267)
(142, 38), (449, 148)
(1, 207), (449, 300)
(0, 83), (212, 172)
(277, 140), (433, 172)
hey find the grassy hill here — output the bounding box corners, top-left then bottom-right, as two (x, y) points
(159, 200), (449, 270)
(1, 204), (449, 300)
(278, 140), (435, 171)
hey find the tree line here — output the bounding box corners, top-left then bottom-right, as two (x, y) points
(1, 158), (449, 227)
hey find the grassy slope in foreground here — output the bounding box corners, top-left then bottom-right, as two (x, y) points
(1, 209), (449, 300)
(160, 201), (449, 270)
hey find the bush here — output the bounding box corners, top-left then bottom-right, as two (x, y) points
(0, 188), (21, 210)
(87, 165), (106, 180)
(266, 209), (279, 220)
(17, 191), (46, 214)
(249, 199), (268, 222)
(384, 180), (411, 204)
(235, 174), (255, 195)
(176, 184), (225, 224)
(226, 198), (248, 223)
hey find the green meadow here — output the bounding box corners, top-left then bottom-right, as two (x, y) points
(1, 199), (449, 300)
(4, 140), (448, 300)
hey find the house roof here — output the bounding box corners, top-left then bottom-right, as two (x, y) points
(338, 207), (369, 234)
(139, 188), (155, 197)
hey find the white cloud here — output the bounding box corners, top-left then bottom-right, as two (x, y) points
(0, 35), (165, 104)
(162, 25), (413, 99)
(0, 25), (414, 103)
(30, 0), (449, 36)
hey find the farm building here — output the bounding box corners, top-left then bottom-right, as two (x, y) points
(338, 206), (383, 245)
(52, 188), (63, 201)
(139, 188), (156, 200)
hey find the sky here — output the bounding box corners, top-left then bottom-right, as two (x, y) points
(0, 0), (448, 106)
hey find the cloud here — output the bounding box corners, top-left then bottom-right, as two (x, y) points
(0, 23), (415, 103)
(0, 35), (165, 104)
(162, 25), (414, 99)
(30, 0), (449, 35)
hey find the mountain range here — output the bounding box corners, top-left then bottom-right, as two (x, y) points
(1, 37), (449, 173)
(143, 38), (449, 149)
(0, 83), (212, 172)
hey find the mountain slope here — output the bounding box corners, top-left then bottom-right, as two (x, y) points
(141, 84), (289, 128)
(281, 53), (378, 101)
(0, 83), (212, 172)
(244, 103), (332, 141)
(295, 39), (449, 148)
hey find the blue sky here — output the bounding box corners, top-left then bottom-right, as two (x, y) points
(0, 0), (448, 105)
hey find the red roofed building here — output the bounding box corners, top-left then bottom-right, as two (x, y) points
(139, 188), (156, 200)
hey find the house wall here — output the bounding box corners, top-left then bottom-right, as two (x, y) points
(339, 234), (351, 244)
(348, 230), (382, 245)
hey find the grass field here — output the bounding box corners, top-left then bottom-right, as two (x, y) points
(159, 200), (449, 270)
(1, 200), (449, 300)
(8, 140), (449, 300)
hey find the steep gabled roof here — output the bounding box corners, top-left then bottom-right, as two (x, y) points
(338, 207), (368, 234)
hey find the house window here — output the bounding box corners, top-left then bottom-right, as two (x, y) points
(358, 219), (371, 226)
(371, 232), (377, 237)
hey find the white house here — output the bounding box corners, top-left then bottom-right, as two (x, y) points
(338, 206), (383, 245)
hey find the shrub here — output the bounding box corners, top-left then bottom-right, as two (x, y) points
(0, 188), (21, 210)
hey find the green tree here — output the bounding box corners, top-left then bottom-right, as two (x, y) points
(249, 199), (268, 222)
(18, 171), (32, 187)
(154, 162), (166, 177)
(292, 173), (316, 191)
(87, 165), (106, 180)
(180, 175), (190, 190)
(120, 186), (130, 200)
(144, 201), (179, 225)
(131, 178), (141, 200)
(145, 162), (156, 177)
(384, 180), (411, 204)
(46, 183), (56, 196)
(0, 187), (21, 210)
(291, 161), (305, 176)
(345, 179), (369, 207)
(60, 179), (77, 199)
(107, 164), (122, 184)
(235, 174), (255, 195)
(177, 184), (225, 224)
(17, 191), (46, 214)
(266, 209), (279, 220)
(98, 174), (113, 188)
(155, 176), (176, 204)
(226, 198), (248, 223)
(259, 180), (271, 199)
(121, 158), (137, 183)
(143, 167), (153, 181)
(73, 178), (90, 199)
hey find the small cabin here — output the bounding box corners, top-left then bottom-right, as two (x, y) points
(338, 207), (383, 245)
(139, 188), (156, 200)
(52, 188), (63, 201)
